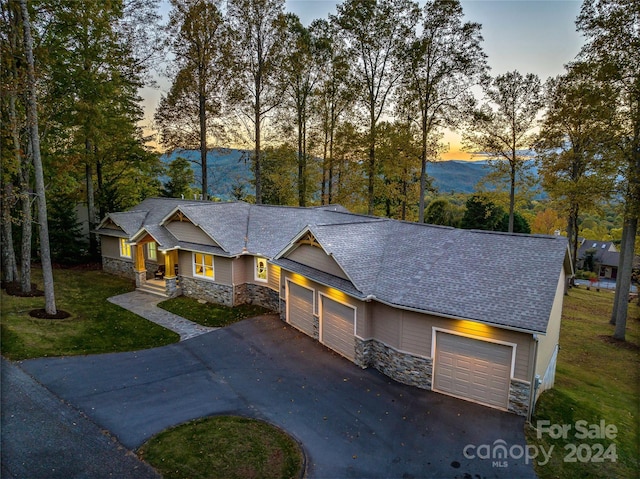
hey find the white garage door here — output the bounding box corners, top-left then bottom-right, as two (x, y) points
(287, 282), (314, 336)
(433, 331), (512, 410)
(321, 297), (355, 361)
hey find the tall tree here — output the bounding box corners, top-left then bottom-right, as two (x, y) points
(376, 120), (420, 220)
(39, 0), (161, 255)
(0, 0), (30, 291)
(576, 0), (640, 339)
(333, 0), (418, 215)
(536, 62), (618, 271)
(227, 0), (287, 205)
(281, 14), (322, 206)
(313, 18), (354, 205)
(463, 71), (542, 232)
(401, 0), (487, 222)
(19, 0), (56, 314)
(155, 0), (229, 199)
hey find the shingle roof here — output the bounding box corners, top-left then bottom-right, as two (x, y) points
(97, 198), (569, 334)
(281, 221), (568, 333)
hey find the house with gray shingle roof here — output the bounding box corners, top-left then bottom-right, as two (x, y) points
(576, 238), (619, 279)
(96, 197), (572, 418)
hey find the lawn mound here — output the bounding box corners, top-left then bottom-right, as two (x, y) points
(139, 415), (305, 479)
(29, 308), (72, 320)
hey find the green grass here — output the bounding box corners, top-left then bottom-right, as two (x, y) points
(138, 415), (304, 479)
(526, 287), (640, 479)
(1, 268), (179, 360)
(158, 296), (273, 327)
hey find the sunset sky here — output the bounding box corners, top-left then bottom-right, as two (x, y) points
(142, 0), (586, 161)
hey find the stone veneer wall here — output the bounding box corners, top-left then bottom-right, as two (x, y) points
(180, 276), (233, 306)
(234, 283), (279, 311)
(102, 257), (135, 279)
(355, 338), (433, 390)
(508, 379), (531, 417)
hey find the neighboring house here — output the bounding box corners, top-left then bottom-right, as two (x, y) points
(96, 198), (572, 418)
(576, 239), (619, 279)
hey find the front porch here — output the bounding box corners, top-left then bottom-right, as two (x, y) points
(133, 237), (180, 298)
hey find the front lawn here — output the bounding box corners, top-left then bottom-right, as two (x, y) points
(1, 268), (179, 360)
(526, 287), (639, 479)
(158, 296), (273, 327)
(138, 415), (304, 479)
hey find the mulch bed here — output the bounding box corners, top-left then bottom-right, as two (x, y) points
(598, 334), (640, 351)
(2, 281), (45, 297)
(29, 308), (72, 320)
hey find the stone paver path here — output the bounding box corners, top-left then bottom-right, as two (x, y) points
(108, 291), (217, 340)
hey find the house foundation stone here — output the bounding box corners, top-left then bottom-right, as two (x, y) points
(134, 270), (147, 288)
(102, 257), (134, 279)
(165, 277), (180, 298)
(355, 338), (433, 390)
(180, 277), (233, 306)
(508, 379), (531, 417)
(234, 283), (279, 311)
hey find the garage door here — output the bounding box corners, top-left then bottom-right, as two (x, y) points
(321, 297), (355, 361)
(287, 282), (314, 336)
(433, 331), (512, 410)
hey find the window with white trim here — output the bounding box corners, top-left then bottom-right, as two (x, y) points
(119, 238), (132, 258)
(193, 253), (214, 279)
(255, 257), (267, 282)
(147, 242), (157, 261)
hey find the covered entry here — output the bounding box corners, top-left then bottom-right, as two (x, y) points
(433, 331), (513, 410)
(286, 281), (315, 337)
(320, 296), (356, 361)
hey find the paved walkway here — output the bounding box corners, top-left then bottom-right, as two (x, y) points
(108, 291), (217, 341)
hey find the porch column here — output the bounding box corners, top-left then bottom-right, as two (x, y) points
(164, 250), (176, 279)
(134, 245), (146, 287)
(164, 250), (179, 297)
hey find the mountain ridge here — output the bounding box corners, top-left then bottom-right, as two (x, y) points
(160, 148), (531, 199)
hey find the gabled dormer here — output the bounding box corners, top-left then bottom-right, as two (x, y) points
(278, 229), (350, 281)
(162, 208), (221, 248)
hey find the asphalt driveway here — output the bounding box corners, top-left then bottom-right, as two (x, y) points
(14, 314), (537, 478)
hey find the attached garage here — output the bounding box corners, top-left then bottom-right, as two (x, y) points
(320, 296), (356, 361)
(286, 281), (315, 337)
(433, 331), (514, 410)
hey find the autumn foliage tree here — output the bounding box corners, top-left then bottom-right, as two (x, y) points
(155, 0), (229, 199)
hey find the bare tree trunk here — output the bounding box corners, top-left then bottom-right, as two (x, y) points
(328, 109), (335, 204)
(198, 87), (208, 199)
(418, 114), (428, 223)
(611, 217), (637, 340)
(508, 156), (516, 233)
(4, 81), (22, 284)
(19, 149), (32, 294)
(20, 0), (56, 314)
(1, 185), (19, 282)
(85, 156), (97, 258)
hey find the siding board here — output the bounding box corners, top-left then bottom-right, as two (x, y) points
(101, 236), (120, 259)
(165, 221), (217, 246)
(287, 245), (348, 279)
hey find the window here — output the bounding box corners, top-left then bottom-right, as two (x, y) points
(193, 253), (214, 279)
(119, 238), (132, 258)
(147, 242), (157, 261)
(255, 257), (267, 282)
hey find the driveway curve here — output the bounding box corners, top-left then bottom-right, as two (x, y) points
(18, 314), (537, 479)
